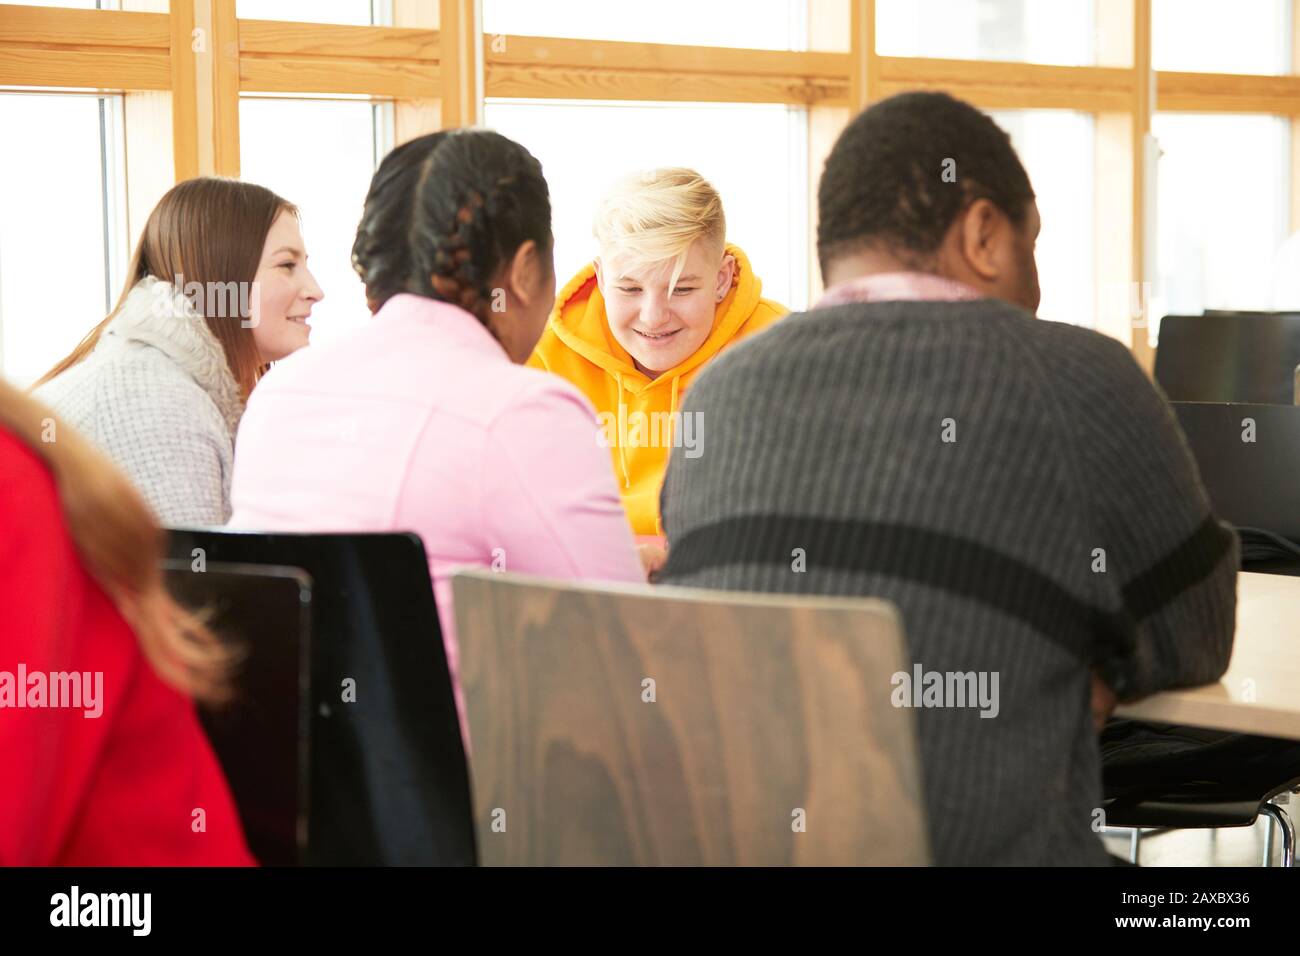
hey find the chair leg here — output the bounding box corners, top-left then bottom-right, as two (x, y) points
(1265, 814), (1276, 867)
(1260, 803), (1295, 868)
(1129, 828), (1141, 865)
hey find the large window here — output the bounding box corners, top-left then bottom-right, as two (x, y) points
(989, 109), (1095, 329)
(484, 98), (808, 311)
(876, 0), (1099, 66)
(484, 0), (809, 50)
(1151, 113), (1290, 326)
(2, 0), (1297, 374)
(0, 93), (127, 386)
(240, 96), (392, 346)
(5, 0), (115, 8)
(235, 0), (388, 26)
(1152, 0), (1290, 75)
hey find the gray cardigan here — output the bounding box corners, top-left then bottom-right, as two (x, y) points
(35, 277), (244, 526)
(659, 297), (1238, 866)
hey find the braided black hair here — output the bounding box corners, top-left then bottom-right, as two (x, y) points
(351, 129), (552, 320)
(817, 91), (1034, 276)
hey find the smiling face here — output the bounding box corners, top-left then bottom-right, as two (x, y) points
(249, 210), (324, 362)
(596, 240), (736, 378)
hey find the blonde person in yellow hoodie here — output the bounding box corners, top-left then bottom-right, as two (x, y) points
(529, 168), (787, 541)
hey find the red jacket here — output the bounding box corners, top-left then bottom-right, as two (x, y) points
(0, 427), (253, 866)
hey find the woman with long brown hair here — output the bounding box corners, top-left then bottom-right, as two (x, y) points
(0, 377), (251, 865)
(33, 177), (323, 526)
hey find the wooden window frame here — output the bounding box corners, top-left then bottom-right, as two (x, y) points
(2, 0), (1297, 365)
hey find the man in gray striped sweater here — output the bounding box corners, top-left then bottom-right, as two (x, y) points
(658, 91), (1238, 865)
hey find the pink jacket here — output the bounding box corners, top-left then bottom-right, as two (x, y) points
(229, 294), (645, 719)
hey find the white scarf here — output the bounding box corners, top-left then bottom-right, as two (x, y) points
(102, 276), (245, 436)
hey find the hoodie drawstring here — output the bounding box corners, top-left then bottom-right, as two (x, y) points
(614, 370), (632, 489)
(657, 375), (683, 538)
(669, 375), (681, 445)
(611, 371), (679, 491)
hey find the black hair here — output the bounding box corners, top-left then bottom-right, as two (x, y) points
(816, 91), (1035, 277)
(351, 128), (552, 318)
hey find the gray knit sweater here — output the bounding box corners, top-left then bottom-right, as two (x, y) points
(34, 278), (244, 526)
(658, 297), (1238, 866)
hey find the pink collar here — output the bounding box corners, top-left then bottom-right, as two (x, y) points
(815, 272), (984, 310)
(377, 293), (508, 358)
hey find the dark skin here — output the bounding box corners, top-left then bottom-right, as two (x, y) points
(446, 239), (671, 578)
(481, 238), (556, 363)
(823, 197), (1042, 313)
(823, 197), (1117, 732)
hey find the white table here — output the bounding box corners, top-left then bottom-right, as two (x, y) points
(1115, 571), (1300, 740)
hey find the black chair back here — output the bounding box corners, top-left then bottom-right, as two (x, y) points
(1172, 402), (1300, 545)
(164, 559), (311, 866)
(166, 530), (477, 866)
(1156, 312), (1300, 405)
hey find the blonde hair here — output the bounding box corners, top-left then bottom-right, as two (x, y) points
(593, 168), (726, 290)
(0, 378), (235, 703)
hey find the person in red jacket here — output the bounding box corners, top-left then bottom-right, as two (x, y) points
(0, 377), (252, 865)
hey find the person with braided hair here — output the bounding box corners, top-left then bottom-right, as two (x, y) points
(227, 129), (645, 727)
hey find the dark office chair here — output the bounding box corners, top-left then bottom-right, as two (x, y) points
(1101, 721), (1300, 866)
(163, 559), (312, 866)
(1099, 401), (1300, 864)
(1155, 312), (1300, 406)
(1171, 402), (1300, 546)
(166, 529), (477, 866)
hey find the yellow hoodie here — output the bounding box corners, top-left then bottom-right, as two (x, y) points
(528, 244), (787, 536)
